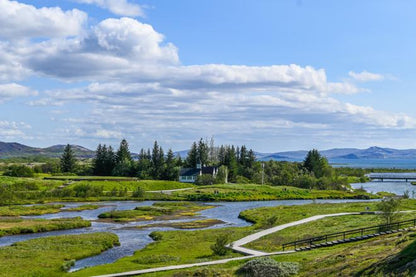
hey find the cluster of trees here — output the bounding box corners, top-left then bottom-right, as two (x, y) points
(2, 137), (362, 191)
(91, 140), (181, 180)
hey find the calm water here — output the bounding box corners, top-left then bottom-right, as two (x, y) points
(2, 199), (375, 271)
(331, 158), (416, 169)
(351, 181), (416, 198)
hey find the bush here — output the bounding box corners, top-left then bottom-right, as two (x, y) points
(132, 186), (145, 198)
(3, 165), (34, 177)
(237, 257), (299, 277)
(210, 234), (229, 256)
(195, 174), (215, 186)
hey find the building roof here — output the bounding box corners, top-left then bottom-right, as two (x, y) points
(179, 168), (200, 176)
(201, 166), (217, 174)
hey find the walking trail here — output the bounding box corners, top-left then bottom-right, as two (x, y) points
(93, 212), (358, 277)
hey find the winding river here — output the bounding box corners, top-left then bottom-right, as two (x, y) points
(1, 199), (375, 271)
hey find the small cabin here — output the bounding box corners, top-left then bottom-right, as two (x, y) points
(179, 163), (218, 183)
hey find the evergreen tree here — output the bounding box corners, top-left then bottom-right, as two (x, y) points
(303, 149), (329, 178)
(164, 149), (179, 180)
(113, 139), (133, 176)
(104, 146), (116, 176)
(198, 138), (209, 166)
(186, 142), (198, 167)
(151, 141), (164, 179)
(137, 148), (151, 179)
(60, 144), (76, 173)
(93, 144), (104, 175)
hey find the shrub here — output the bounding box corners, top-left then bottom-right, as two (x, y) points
(210, 234), (229, 256)
(3, 165), (34, 177)
(237, 257), (300, 277)
(195, 174), (215, 186)
(132, 186), (145, 198)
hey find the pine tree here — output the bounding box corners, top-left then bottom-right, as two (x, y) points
(93, 144), (104, 175)
(60, 144), (76, 173)
(113, 139), (133, 176)
(198, 138), (209, 166)
(164, 149), (178, 180)
(186, 142), (198, 168)
(303, 149), (329, 178)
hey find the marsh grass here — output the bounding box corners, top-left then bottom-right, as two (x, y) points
(0, 217), (91, 237)
(0, 232), (119, 276)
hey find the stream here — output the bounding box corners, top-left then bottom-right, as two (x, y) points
(0, 199), (375, 271)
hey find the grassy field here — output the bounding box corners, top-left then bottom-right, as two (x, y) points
(0, 176), (65, 191)
(72, 199), (416, 276)
(172, 183), (377, 201)
(136, 219), (225, 230)
(0, 232), (119, 277)
(0, 217), (91, 237)
(0, 204), (64, 216)
(246, 212), (416, 252)
(71, 227), (250, 277)
(97, 201), (215, 222)
(66, 180), (194, 192)
(65, 204), (100, 212)
(132, 232), (416, 277)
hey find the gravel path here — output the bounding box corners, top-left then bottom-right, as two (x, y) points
(93, 212), (358, 276)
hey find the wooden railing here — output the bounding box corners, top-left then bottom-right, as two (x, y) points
(282, 218), (416, 251)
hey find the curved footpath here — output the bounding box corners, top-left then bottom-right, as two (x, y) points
(93, 212), (359, 277)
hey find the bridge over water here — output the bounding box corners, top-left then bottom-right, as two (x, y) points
(367, 172), (416, 182)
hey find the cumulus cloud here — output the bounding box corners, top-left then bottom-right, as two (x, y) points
(0, 83), (37, 103)
(0, 1), (414, 149)
(0, 0), (87, 40)
(26, 17), (179, 79)
(348, 70), (384, 82)
(75, 0), (144, 17)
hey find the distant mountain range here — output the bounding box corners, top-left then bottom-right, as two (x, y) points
(0, 142), (94, 158)
(2, 141), (416, 161)
(256, 146), (416, 161)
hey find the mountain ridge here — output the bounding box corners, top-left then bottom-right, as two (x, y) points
(2, 141), (416, 160)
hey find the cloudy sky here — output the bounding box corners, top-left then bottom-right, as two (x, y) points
(1, 0), (416, 152)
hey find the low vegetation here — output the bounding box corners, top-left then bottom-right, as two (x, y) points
(0, 232), (119, 276)
(98, 201), (215, 222)
(136, 219), (224, 229)
(0, 217), (91, 237)
(0, 204), (64, 216)
(65, 204), (100, 212)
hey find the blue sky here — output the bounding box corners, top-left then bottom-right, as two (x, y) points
(1, 0), (416, 152)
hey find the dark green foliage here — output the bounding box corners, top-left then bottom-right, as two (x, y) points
(3, 165), (34, 177)
(303, 149), (331, 178)
(186, 142), (198, 168)
(60, 144), (77, 173)
(164, 149), (179, 180)
(210, 233), (229, 256)
(151, 141), (165, 179)
(113, 139), (133, 176)
(93, 144), (116, 176)
(132, 186), (145, 198)
(238, 257), (300, 277)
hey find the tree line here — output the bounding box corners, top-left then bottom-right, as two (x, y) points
(3, 138), (363, 191)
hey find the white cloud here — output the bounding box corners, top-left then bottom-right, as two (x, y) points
(0, 0), (87, 40)
(0, 120), (31, 139)
(348, 70), (384, 82)
(0, 2), (414, 149)
(0, 83), (37, 102)
(75, 0), (144, 17)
